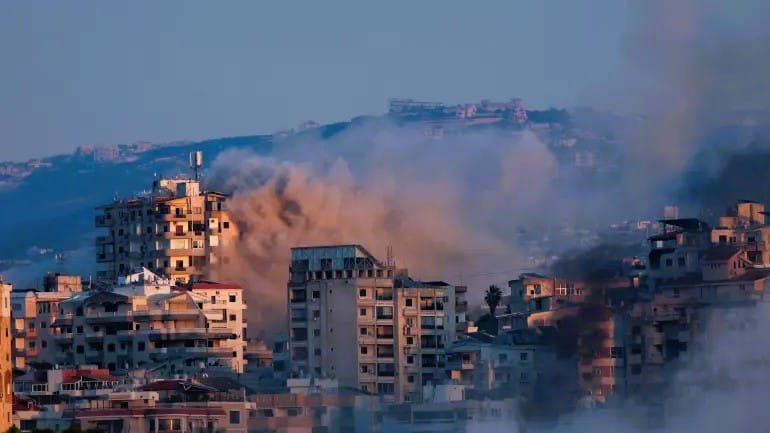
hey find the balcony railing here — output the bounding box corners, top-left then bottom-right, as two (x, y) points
(95, 216), (113, 227)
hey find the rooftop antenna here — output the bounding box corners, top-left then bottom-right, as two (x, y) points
(386, 245), (394, 267)
(189, 150), (203, 181)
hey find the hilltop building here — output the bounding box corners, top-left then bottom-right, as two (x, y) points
(287, 244), (468, 403)
(95, 174), (237, 284)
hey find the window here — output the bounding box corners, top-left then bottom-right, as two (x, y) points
(229, 411), (240, 425)
(359, 289), (366, 297)
(313, 329), (320, 337)
(376, 306), (393, 319)
(377, 382), (395, 394)
(223, 221), (230, 229)
(405, 298), (413, 307)
(312, 290), (320, 299)
(408, 375), (415, 383)
(665, 258), (673, 267)
(359, 308), (366, 317)
(406, 355), (414, 364)
(229, 294), (237, 302)
(360, 327), (367, 336)
(314, 348), (321, 356)
(406, 336), (414, 345)
(360, 346), (368, 355)
(229, 314), (237, 321)
(41, 341), (47, 348)
(107, 344), (115, 352)
(610, 347), (624, 358)
(677, 257), (686, 267)
(520, 352), (529, 361)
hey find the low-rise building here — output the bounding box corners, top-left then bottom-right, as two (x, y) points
(11, 274), (81, 370)
(51, 268), (246, 376)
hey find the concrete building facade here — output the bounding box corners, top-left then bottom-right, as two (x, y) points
(0, 282), (12, 431)
(287, 245), (468, 403)
(95, 177), (237, 284)
(51, 268), (247, 377)
(11, 274), (82, 370)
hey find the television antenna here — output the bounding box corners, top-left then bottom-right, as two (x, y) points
(189, 150), (203, 181)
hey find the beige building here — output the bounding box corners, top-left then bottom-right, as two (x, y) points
(0, 282), (11, 431)
(52, 268), (247, 376)
(287, 245), (468, 403)
(11, 274), (81, 370)
(95, 177), (237, 284)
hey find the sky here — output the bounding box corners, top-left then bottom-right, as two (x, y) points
(0, 0), (628, 162)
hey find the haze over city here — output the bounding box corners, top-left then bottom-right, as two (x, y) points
(2, 1), (770, 433)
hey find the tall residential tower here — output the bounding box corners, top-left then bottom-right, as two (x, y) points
(287, 245), (467, 403)
(95, 172), (237, 284)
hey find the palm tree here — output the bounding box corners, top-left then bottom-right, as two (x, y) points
(485, 285), (503, 317)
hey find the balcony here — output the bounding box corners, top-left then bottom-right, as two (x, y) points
(86, 331), (106, 341)
(134, 308), (201, 321)
(95, 236), (113, 245)
(646, 310), (681, 322)
(95, 216), (114, 227)
(447, 360), (475, 371)
(57, 332), (75, 343)
(647, 351), (664, 365)
(150, 346), (233, 361)
(648, 332), (664, 345)
(162, 266), (199, 276)
(147, 328), (234, 341)
(97, 253), (115, 263)
(86, 311), (129, 324)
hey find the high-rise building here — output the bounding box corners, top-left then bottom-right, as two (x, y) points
(52, 268), (247, 376)
(95, 174), (237, 284)
(0, 281), (13, 431)
(287, 245), (467, 403)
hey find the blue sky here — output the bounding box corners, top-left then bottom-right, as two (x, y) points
(0, 1), (628, 161)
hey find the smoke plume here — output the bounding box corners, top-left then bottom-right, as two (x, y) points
(203, 118), (656, 334)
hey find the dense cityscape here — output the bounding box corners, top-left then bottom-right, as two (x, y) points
(3, 2), (770, 432)
(0, 94), (766, 433)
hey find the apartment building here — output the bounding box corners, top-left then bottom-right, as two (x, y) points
(0, 281), (12, 432)
(447, 336), (536, 396)
(287, 245), (468, 403)
(647, 217), (711, 288)
(11, 274), (81, 370)
(51, 268), (246, 376)
(95, 176), (237, 284)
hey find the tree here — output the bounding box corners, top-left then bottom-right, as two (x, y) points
(5, 426), (21, 433)
(484, 285), (503, 317)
